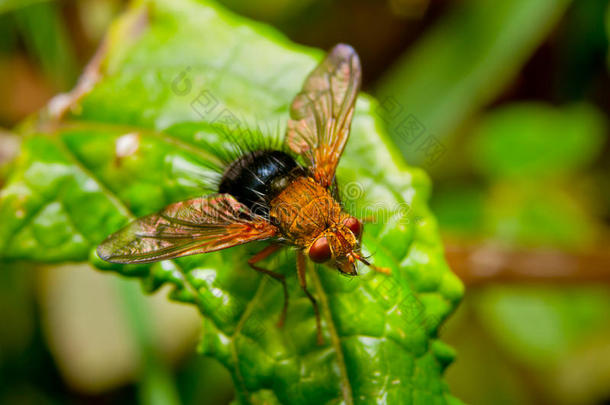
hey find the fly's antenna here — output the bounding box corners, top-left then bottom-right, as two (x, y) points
(352, 252), (391, 275)
(358, 252), (373, 261)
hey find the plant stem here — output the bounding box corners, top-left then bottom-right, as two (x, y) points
(444, 242), (610, 286)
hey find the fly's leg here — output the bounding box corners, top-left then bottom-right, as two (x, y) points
(297, 251), (324, 345)
(248, 244), (288, 327)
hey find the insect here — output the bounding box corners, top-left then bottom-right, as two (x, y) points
(97, 44), (388, 343)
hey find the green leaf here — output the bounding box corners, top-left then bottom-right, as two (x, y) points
(607, 2), (610, 68)
(464, 102), (605, 248)
(430, 184), (486, 236)
(483, 181), (599, 249)
(13, 1), (78, 90)
(0, 0), (463, 403)
(0, 0), (50, 15)
(470, 102), (606, 180)
(375, 0), (571, 165)
(476, 286), (610, 369)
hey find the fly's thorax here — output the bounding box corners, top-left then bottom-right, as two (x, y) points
(269, 175), (343, 245)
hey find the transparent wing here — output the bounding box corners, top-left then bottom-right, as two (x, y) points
(97, 194), (278, 264)
(286, 43), (361, 188)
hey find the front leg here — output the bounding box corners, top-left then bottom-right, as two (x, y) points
(297, 251), (324, 345)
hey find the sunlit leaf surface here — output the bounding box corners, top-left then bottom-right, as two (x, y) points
(0, 0), (463, 403)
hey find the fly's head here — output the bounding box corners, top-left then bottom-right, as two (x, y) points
(306, 215), (368, 275)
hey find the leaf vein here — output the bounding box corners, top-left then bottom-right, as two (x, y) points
(310, 265), (354, 405)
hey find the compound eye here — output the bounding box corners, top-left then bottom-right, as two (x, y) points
(343, 217), (362, 238)
(309, 237), (331, 263)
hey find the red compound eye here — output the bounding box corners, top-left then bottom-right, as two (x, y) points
(309, 237), (331, 263)
(343, 217), (362, 238)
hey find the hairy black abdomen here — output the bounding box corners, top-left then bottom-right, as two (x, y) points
(219, 150), (300, 216)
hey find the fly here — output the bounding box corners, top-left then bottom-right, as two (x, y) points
(97, 44), (389, 343)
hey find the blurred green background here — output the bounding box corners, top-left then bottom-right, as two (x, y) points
(0, 0), (608, 404)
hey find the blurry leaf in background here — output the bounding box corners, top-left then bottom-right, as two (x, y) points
(470, 102), (606, 248)
(375, 0), (571, 165)
(477, 286), (610, 369)
(554, 334), (610, 405)
(476, 286), (610, 405)
(0, 0), (123, 125)
(0, 264), (36, 361)
(432, 102), (607, 248)
(470, 103), (606, 181)
(218, 0), (318, 21)
(0, 263), (70, 405)
(606, 0), (610, 70)
(13, 1), (78, 91)
(38, 263), (200, 394)
(429, 184), (486, 236)
(0, 0), (463, 403)
(554, 0), (609, 101)
(387, 0), (430, 20)
(0, 0), (50, 15)
(0, 13), (18, 54)
(439, 97), (609, 405)
(442, 303), (536, 405)
(416, 1), (610, 402)
(484, 182), (599, 249)
(0, 0), (81, 124)
(76, 0), (123, 43)
(438, 98), (609, 404)
(0, 55), (56, 124)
